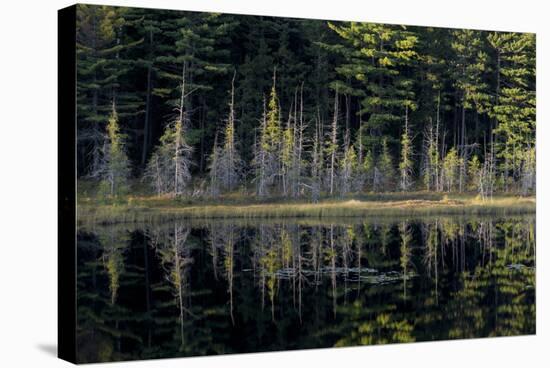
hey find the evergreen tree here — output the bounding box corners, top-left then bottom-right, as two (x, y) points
(155, 12), (234, 171)
(467, 155), (481, 192)
(377, 138), (396, 191)
(451, 29), (491, 191)
(76, 5), (142, 175)
(281, 112), (294, 196)
(422, 118), (441, 191)
(216, 72), (243, 192)
(145, 119), (193, 196)
(339, 144), (358, 196)
(252, 72), (283, 196)
(73, 5), (536, 200)
(207, 133), (223, 196)
(325, 22), (418, 153)
(442, 147), (462, 192)
(145, 64), (194, 196)
(97, 103), (130, 198)
(362, 149), (375, 192)
(488, 32), (536, 191)
(124, 8), (165, 166)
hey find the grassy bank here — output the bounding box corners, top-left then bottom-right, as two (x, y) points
(77, 191), (535, 225)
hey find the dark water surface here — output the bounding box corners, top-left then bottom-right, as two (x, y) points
(76, 215), (535, 363)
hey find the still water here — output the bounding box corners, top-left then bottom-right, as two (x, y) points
(76, 215), (535, 363)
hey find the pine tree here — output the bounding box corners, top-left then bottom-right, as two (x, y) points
(237, 18), (275, 164)
(325, 22), (418, 154)
(451, 29), (491, 191)
(155, 12), (234, 171)
(416, 28), (450, 192)
(76, 5), (142, 176)
(488, 32), (536, 191)
(72, 7), (536, 199)
(124, 8), (164, 166)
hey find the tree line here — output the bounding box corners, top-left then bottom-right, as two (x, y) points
(76, 5), (536, 201)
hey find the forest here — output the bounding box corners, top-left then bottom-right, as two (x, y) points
(75, 4), (536, 206)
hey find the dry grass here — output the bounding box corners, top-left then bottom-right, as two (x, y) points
(77, 193), (535, 226)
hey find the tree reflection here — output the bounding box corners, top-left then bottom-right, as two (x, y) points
(76, 215), (535, 363)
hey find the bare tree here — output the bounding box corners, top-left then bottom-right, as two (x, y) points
(209, 71), (243, 194)
(144, 62), (193, 196)
(399, 106), (414, 191)
(328, 91), (339, 195)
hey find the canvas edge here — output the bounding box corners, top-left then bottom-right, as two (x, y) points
(58, 4), (77, 364)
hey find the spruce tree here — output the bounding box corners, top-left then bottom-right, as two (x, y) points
(253, 72), (283, 196)
(339, 144), (358, 196)
(98, 103), (130, 198)
(217, 72), (243, 192)
(442, 147), (462, 192)
(377, 138), (396, 191)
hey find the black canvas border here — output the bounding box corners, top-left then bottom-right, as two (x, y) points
(58, 4), (77, 364)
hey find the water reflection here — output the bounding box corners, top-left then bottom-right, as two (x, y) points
(76, 215), (535, 363)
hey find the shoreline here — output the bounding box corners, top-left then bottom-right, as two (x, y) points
(77, 194), (536, 225)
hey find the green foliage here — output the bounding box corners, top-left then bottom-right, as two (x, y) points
(442, 147), (462, 192)
(265, 83), (282, 153)
(377, 138), (396, 191)
(98, 105), (130, 199)
(75, 5), (536, 200)
(362, 149), (375, 191)
(399, 114), (414, 191)
(451, 30), (491, 113)
(144, 119), (193, 196)
(76, 5), (143, 174)
(339, 144), (359, 195)
(468, 155), (481, 191)
(489, 32), (536, 188)
(324, 22), (418, 151)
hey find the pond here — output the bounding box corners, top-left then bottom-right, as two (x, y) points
(76, 215), (535, 363)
